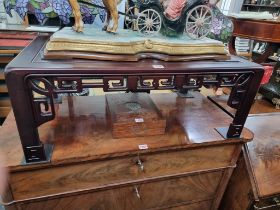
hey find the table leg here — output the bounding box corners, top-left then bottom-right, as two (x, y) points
(228, 36), (237, 56)
(5, 72), (53, 164)
(217, 70), (264, 138)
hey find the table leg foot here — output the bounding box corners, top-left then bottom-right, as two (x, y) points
(21, 144), (54, 165)
(215, 127), (241, 139)
(176, 89), (195, 98)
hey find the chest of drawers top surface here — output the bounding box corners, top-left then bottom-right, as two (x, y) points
(0, 92), (254, 210)
(244, 114), (280, 198)
(209, 95), (280, 198)
(0, 92), (253, 172)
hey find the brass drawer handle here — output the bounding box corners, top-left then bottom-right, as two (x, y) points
(254, 198), (280, 210)
(134, 186), (141, 199)
(272, 98), (280, 110)
(136, 157), (144, 171)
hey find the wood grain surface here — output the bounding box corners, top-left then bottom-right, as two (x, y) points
(0, 93), (253, 210)
(244, 114), (280, 197)
(11, 172), (221, 210)
(0, 93), (253, 171)
(230, 18), (280, 43)
(0, 56), (14, 64)
(0, 107), (10, 118)
(167, 200), (212, 210)
(9, 144), (234, 200)
(106, 93), (166, 138)
(0, 83), (7, 93)
(220, 113), (280, 209)
(219, 154), (253, 210)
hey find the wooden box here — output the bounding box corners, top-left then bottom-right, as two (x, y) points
(106, 93), (166, 138)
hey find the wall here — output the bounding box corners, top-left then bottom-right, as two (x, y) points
(0, 0), (5, 20)
(220, 0), (243, 14)
(0, 0), (23, 24)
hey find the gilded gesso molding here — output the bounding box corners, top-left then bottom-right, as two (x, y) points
(45, 26), (227, 56)
(46, 40), (226, 55)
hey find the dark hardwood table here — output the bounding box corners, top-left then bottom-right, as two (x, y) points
(228, 17), (280, 63)
(4, 34), (264, 164)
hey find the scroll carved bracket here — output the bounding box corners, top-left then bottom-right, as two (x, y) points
(227, 74), (253, 109)
(33, 98), (55, 126)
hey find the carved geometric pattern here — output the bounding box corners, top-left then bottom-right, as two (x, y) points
(227, 74), (253, 109)
(33, 98), (55, 126)
(25, 72), (254, 129)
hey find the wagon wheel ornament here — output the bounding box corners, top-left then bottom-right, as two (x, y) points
(125, 6), (138, 30)
(137, 9), (162, 36)
(185, 5), (213, 39)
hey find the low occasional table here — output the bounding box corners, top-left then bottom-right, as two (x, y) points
(4, 35), (264, 164)
(0, 34), (264, 210)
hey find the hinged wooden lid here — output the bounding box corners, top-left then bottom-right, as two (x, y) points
(106, 93), (166, 138)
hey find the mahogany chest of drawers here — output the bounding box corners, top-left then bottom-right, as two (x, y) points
(210, 95), (280, 210)
(0, 93), (253, 210)
(220, 113), (280, 210)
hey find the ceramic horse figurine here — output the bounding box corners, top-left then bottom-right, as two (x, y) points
(69, 0), (121, 33)
(70, 0), (219, 33)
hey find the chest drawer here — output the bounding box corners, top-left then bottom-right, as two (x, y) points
(15, 171), (221, 210)
(10, 144), (236, 200)
(166, 200), (212, 210)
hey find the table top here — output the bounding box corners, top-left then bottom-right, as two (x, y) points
(4, 35), (263, 77)
(230, 17), (280, 43)
(230, 17), (280, 24)
(0, 93), (253, 172)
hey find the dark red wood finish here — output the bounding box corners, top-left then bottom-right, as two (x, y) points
(4, 35), (264, 164)
(229, 18), (280, 63)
